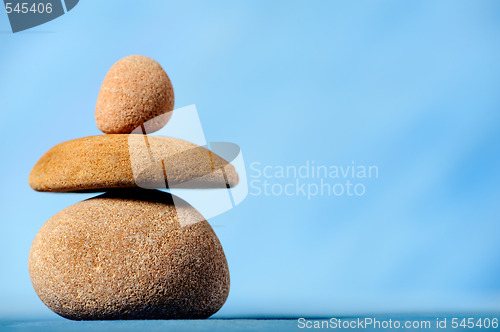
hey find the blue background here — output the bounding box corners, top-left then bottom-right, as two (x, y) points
(1, 0), (499, 320)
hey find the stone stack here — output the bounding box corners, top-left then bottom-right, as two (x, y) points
(28, 55), (237, 320)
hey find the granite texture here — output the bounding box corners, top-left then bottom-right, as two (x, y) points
(95, 55), (174, 134)
(28, 190), (230, 320)
(29, 135), (238, 192)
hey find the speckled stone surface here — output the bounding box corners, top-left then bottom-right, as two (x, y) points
(29, 135), (238, 192)
(95, 55), (174, 134)
(28, 190), (230, 320)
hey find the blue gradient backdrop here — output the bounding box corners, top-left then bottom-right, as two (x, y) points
(1, 0), (499, 320)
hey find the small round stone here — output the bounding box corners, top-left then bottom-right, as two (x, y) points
(95, 55), (174, 134)
(28, 190), (230, 320)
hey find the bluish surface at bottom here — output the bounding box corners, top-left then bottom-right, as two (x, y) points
(1, 316), (499, 332)
(1, 319), (295, 332)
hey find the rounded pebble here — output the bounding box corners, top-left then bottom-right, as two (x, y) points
(29, 190), (230, 320)
(95, 55), (174, 134)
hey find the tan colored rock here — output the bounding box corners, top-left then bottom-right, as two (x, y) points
(29, 190), (230, 320)
(29, 135), (238, 192)
(95, 55), (174, 134)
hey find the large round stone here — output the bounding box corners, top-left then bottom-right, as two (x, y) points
(28, 190), (230, 320)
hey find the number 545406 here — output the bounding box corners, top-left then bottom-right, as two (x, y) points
(5, 2), (53, 14)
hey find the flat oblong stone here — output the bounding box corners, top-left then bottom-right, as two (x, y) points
(28, 190), (230, 320)
(29, 135), (238, 192)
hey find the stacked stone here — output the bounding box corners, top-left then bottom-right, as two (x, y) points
(28, 56), (237, 320)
